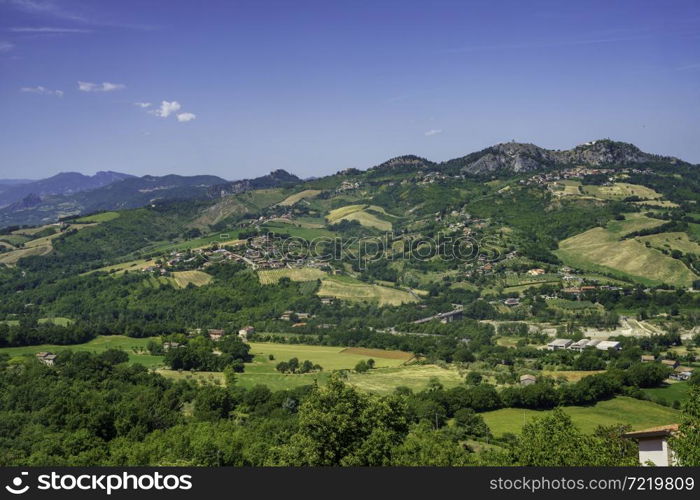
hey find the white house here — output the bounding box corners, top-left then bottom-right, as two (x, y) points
(624, 424), (678, 466)
(595, 340), (621, 351)
(547, 338), (573, 350)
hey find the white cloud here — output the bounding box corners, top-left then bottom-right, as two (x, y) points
(424, 129), (443, 136)
(176, 112), (196, 122)
(78, 81), (125, 92)
(133, 101), (152, 108)
(10, 26), (92, 33)
(151, 100), (182, 118)
(20, 85), (63, 97)
(6, 0), (88, 22)
(0, 41), (15, 52)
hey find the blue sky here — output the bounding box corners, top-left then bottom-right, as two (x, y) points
(1, 0), (699, 180)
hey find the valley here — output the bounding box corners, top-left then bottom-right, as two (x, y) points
(1, 139), (698, 467)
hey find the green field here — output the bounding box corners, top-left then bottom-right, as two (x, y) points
(75, 211), (121, 223)
(260, 222), (335, 240)
(0, 335), (163, 368)
(482, 397), (679, 437)
(257, 267), (327, 284)
(556, 214), (697, 287)
(318, 275), (419, 305)
(232, 342), (415, 391)
(641, 382), (692, 404)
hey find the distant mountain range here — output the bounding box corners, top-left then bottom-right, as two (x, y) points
(0, 170), (302, 228)
(0, 139), (693, 229)
(0, 171), (136, 208)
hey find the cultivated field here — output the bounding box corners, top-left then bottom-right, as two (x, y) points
(638, 232), (700, 255)
(172, 270), (213, 288)
(326, 204), (393, 231)
(581, 182), (663, 201)
(346, 364), (465, 393)
(229, 342), (417, 391)
(257, 267), (327, 284)
(93, 258), (158, 275)
(247, 342), (409, 370)
(482, 396), (679, 437)
(556, 215), (697, 287)
(0, 243), (53, 265)
(0, 223), (95, 266)
(278, 189), (322, 206)
(605, 213), (665, 237)
(318, 275), (419, 305)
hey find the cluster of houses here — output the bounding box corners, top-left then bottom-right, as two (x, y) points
(143, 231), (336, 275)
(336, 180), (361, 192)
(522, 166), (654, 188)
(206, 326), (255, 343)
(546, 338), (622, 351)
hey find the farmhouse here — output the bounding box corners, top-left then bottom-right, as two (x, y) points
(526, 268), (546, 276)
(641, 355), (656, 363)
(208, 329), (225, 341)
(568, 339), (590, 352)
(672, 367), (694, 381)
(35, 352), (57, 366)
(547, 338), (573, 351)
(520, 374), (537, 386)
(661, 359), (680, 369)
(238, 326), (254, 341)
(623, 425), (678, 466)
(503, 298), (520, 307)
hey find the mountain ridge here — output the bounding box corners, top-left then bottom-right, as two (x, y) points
(0, 171), (135, 208)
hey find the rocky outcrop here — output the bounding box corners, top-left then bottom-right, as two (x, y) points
(444, 139), (685, 174)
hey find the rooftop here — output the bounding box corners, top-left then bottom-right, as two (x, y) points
(623, 424), (679, 439)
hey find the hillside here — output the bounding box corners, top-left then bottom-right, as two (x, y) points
(0, 138), (698, 469)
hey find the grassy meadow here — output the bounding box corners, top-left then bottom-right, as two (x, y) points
(0, 335), (163, 368)
(482, 396), (679, 437)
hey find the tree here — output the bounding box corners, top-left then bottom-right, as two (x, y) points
(511, 408), (637, 466)
(278, 375), (408, 465)
(391, 422), (472, 466)
(670, 385), (700, 465)
(355, 360), (370, 373)
(453, 408), (491, 438)
(193, 386), (234, 422)
(465, 371), (483, 385)
(98, 349), (129, 365)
